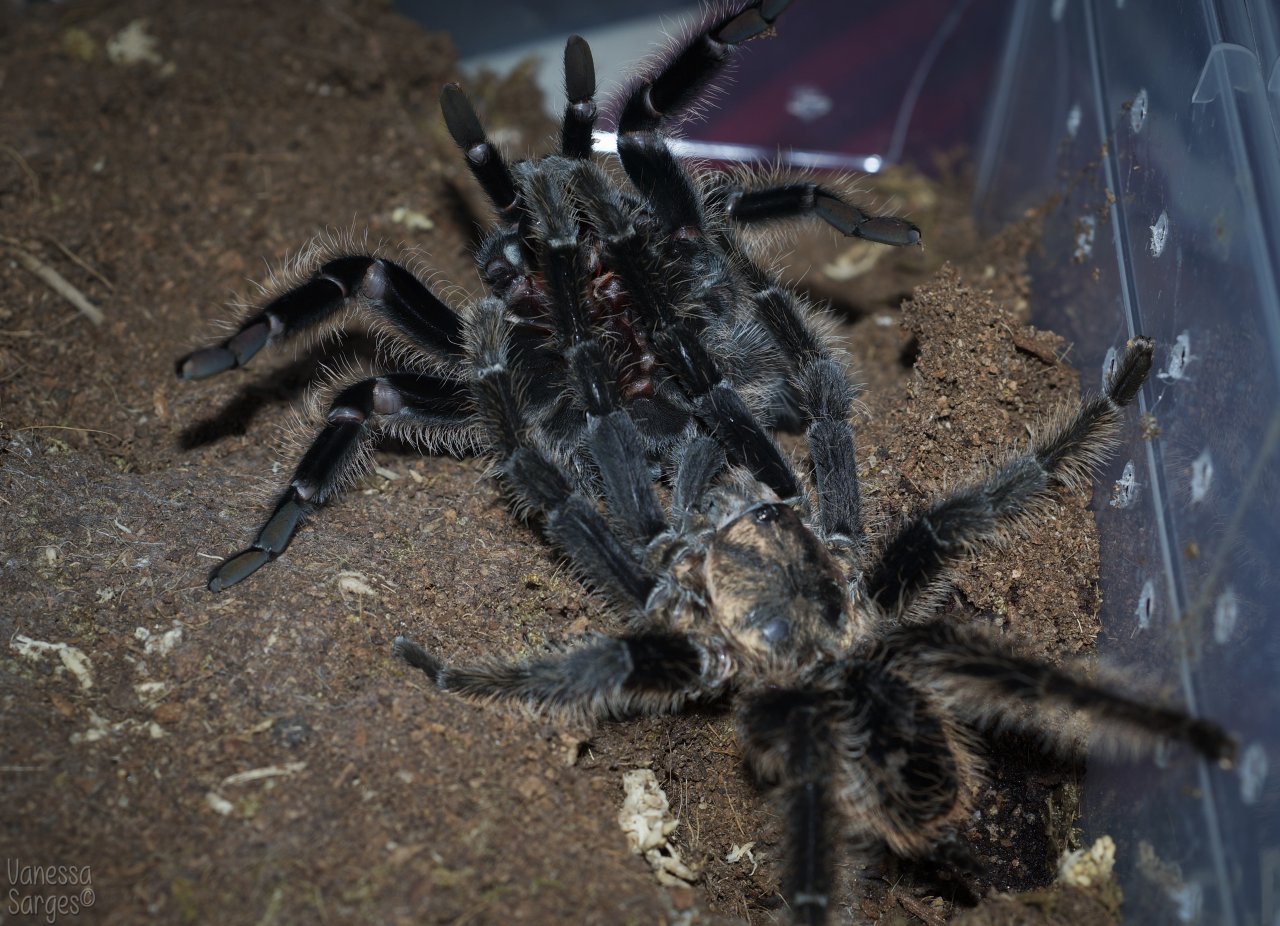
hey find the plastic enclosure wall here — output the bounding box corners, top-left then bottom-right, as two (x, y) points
(974, 2), (1280, 924)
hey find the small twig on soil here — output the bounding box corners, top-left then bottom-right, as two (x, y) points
(17, 424), (124, 442)
(42, 235), (115, 291)
(5, 242), (104, 325)
(722, 785), (748, 842)
(896, 893), (948, 926)
(0, 143), (39, 197)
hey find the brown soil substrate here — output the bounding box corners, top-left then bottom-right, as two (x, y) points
(2, 2), (1120, 924)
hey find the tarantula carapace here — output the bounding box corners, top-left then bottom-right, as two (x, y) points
(176, 2), (1235, 922)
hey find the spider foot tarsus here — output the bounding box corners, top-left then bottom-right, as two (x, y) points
(440, 83), (519, 217)
(560, 35), (597, 159)
(393, 636), (444, 684)
(727, 183), (922, 247)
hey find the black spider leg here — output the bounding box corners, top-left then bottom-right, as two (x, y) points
(469, 295), (655, 610)
(440, 83), (520, 221)
(737, 688), (838, 924)
(521, 167), (668, 553)
(614, 0), (793, 235)
(560, 35), (597, 159)
(207, 373), (472, 590)
(176, 257), (466, 380)
(866, 336), (1156, 617)
(723, 181), (922, 247)
(894, 621), (1239, 766)
(750, 282), (864, 562)
(783, 706), (835, 925)
(670, 436), (727, 527)
(393, 631), (706, 720)
(572, 162), (802, 502)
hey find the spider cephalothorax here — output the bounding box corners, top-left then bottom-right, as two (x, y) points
(177, 3), (1234, 922)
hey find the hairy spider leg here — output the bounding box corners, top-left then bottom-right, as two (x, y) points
(748, 280), (866, 561)
(560, 35), (597, 159)
(206, 373), (472, 590)
(393, 631), (705, 720)
(440, 83), (520, 221)
(780, 704), (836, 926)
(866, 336), (1156, 618)
(614, 0), (794, 234)
(724, 181), (922, 247)
(893, 621), (1238, 765)
(175, 256), (465, 380)
(670, 436), (728, 528)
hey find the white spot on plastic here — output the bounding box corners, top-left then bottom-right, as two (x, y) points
(864, 154), (883, 173)
(1051, 0), (1068, 21)
(1066, 103), (1082, 138)
(1240, 743), (1268, 805)
(1136, 580), (1155, 630)
(1110, 460), (1139, 508)
(1190, 450), (1213, 503)
(785, 85), (832, 122)
(1212, 588), (1238, 644)
(1169, 881), (1202, 923)
(1153, 737), (1172, 769)
(1158, 331), (1193, 381)
(1101, 345), (1119, 390)
(1130, 88), (1149, 132)
(1074, 214), (1096, 260)
(1149, 210), (1169, 256)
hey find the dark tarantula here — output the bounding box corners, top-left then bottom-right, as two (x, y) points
(176, 2), (1235, 922)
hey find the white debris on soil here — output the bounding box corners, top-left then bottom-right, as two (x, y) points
(1058, 834), (1116, 888)
(68, 707), (165, 744)
(390, 206), (435, 231)
(618, 768), (699, 887)
(106, 19), (163, 68)
(11, 634), (94, 690)
(725, 841), (758, 876)
(337, 571), (377, 597)
(205, 792), (235, 816)
(220, 762), (307, 789)
(135, 622), (184, 656)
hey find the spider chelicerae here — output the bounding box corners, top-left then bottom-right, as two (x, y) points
(176, 2), (1235, 922)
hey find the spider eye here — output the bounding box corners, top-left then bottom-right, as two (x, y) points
(754, 504), (781, 524)
(758, 616), (790, 646)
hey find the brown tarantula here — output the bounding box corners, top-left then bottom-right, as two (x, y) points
(175, 2), (1235, 922)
